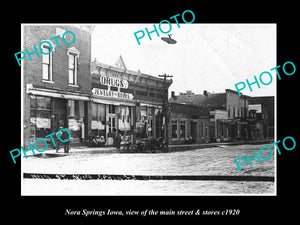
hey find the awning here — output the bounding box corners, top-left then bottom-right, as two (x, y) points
(92, 97), (135, 106)
(27, 87), (90, 101)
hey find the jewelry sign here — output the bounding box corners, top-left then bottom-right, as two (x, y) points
(92, 88), (134, 100)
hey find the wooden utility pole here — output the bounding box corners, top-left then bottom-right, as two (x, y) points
(158, 74), (173, 143)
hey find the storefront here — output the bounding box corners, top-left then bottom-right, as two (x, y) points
(90, 60), (169, 146)
(26, 84), (90, 147)
(29, 95), (89, 146)
(168, 103), (210, 144)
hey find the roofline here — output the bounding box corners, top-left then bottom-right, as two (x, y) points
(225, 88), (250, 98)
(91, 61), (172, 84)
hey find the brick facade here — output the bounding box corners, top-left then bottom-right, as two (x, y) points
(168, 103), (210, 144)
(23, 25), (94, 148)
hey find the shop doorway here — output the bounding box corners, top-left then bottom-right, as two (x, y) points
(52, 98), (68, 135)
(53, 112), (67, 132)
(107, 115), (117, 145)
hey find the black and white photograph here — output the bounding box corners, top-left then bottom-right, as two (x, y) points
(20, 23), (276, 196)
(5, 5), (298, 224)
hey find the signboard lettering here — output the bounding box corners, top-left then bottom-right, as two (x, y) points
(92, 88), (133, 100)
(100, 75), (129, 89)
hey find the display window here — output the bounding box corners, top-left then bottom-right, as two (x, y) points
(30, 95), (51, 139)
(91, 103), (106, 141)
(68, 100), (85, 142)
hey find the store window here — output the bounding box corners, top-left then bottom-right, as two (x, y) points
(91, 103), (106, 139)
(30, 96), (51, 139)
(171, 121), (177, 139)
(179, 121), (186, 139)
(118, 106), (132, 141)
(118, 106), (131, 132)
(136, 106), (147, 139)
(109, 104), (116, 114)
(68, 100), (85, 142)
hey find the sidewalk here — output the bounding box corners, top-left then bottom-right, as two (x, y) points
(25, 139), (274, 157)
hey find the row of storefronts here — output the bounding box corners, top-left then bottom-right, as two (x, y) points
(169, 89), (274, 143)
(25, 60), (171, 148)
(22, 25), (273, 149)
(23, 25), (175, 148)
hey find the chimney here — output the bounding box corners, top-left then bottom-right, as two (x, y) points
(171, 91), (175, 98)
(203, 90), (208, 97)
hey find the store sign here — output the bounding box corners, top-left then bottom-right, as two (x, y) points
(100, 75), (129, 89)
(92, 88), (134, 100)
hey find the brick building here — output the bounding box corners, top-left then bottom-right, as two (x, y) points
(23, 25), (94, 148)
(169, 89), (250, 142)
(249, 96), (274, 139)
(168, 103), (210, 144)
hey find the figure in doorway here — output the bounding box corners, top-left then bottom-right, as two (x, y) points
(56, 126), (70, 153)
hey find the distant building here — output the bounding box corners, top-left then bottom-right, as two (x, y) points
(249, 96), (274, 139)
(170, 89), (250, 142)
(168, 103), (210, 144)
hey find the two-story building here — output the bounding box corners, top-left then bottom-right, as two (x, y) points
(169, 89), (250, 142)
(167, 100), (210, 144)
(248, 96), (274, 139)
(90, 60), (172, 145)
(23, 25), (94, 148)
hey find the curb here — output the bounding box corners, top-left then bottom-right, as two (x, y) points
(23, 172), (274, 182)
(25, 139), (274, 157)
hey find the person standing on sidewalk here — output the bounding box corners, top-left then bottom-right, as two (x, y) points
(56, 126), (71, 153)
(55, 126), (63, 153)
(60, 128), (70, 153)
(116, 131), (122, 150)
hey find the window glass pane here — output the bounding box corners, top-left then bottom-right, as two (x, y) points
(30, 95), (36, 110)
(42, 53), (49, 64)
(109, 105), (115, 114)
(69, 54), (75, 69)
(180, 121), (186, 138)
(43, 64), (49, 80)
(36, 96), (51, 110)
(99, 104), (106, 122)
(92, 103), (97, 120)
(79, 101), (84, 118)
(30, 96), (51, 139)
(68, 100), (75, 117)
(69, 69), (74, 84)
(172, 121), (177, 139)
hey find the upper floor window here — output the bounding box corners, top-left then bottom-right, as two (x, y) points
(68, 53), (77, 85)
(42, 45), (52, 81)
(67, 47), (80, 86)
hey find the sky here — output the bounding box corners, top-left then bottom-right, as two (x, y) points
(91, 23), (276, 97)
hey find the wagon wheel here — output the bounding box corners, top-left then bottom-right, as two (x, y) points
(131, 145), (137, 153)
(143, 145), (151, 153)
(161, 145), (169, 153)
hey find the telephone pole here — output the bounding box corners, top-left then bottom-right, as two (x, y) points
(158, 73), (173, 143)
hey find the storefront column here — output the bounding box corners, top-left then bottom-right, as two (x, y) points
(132, 104), (137, 145)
